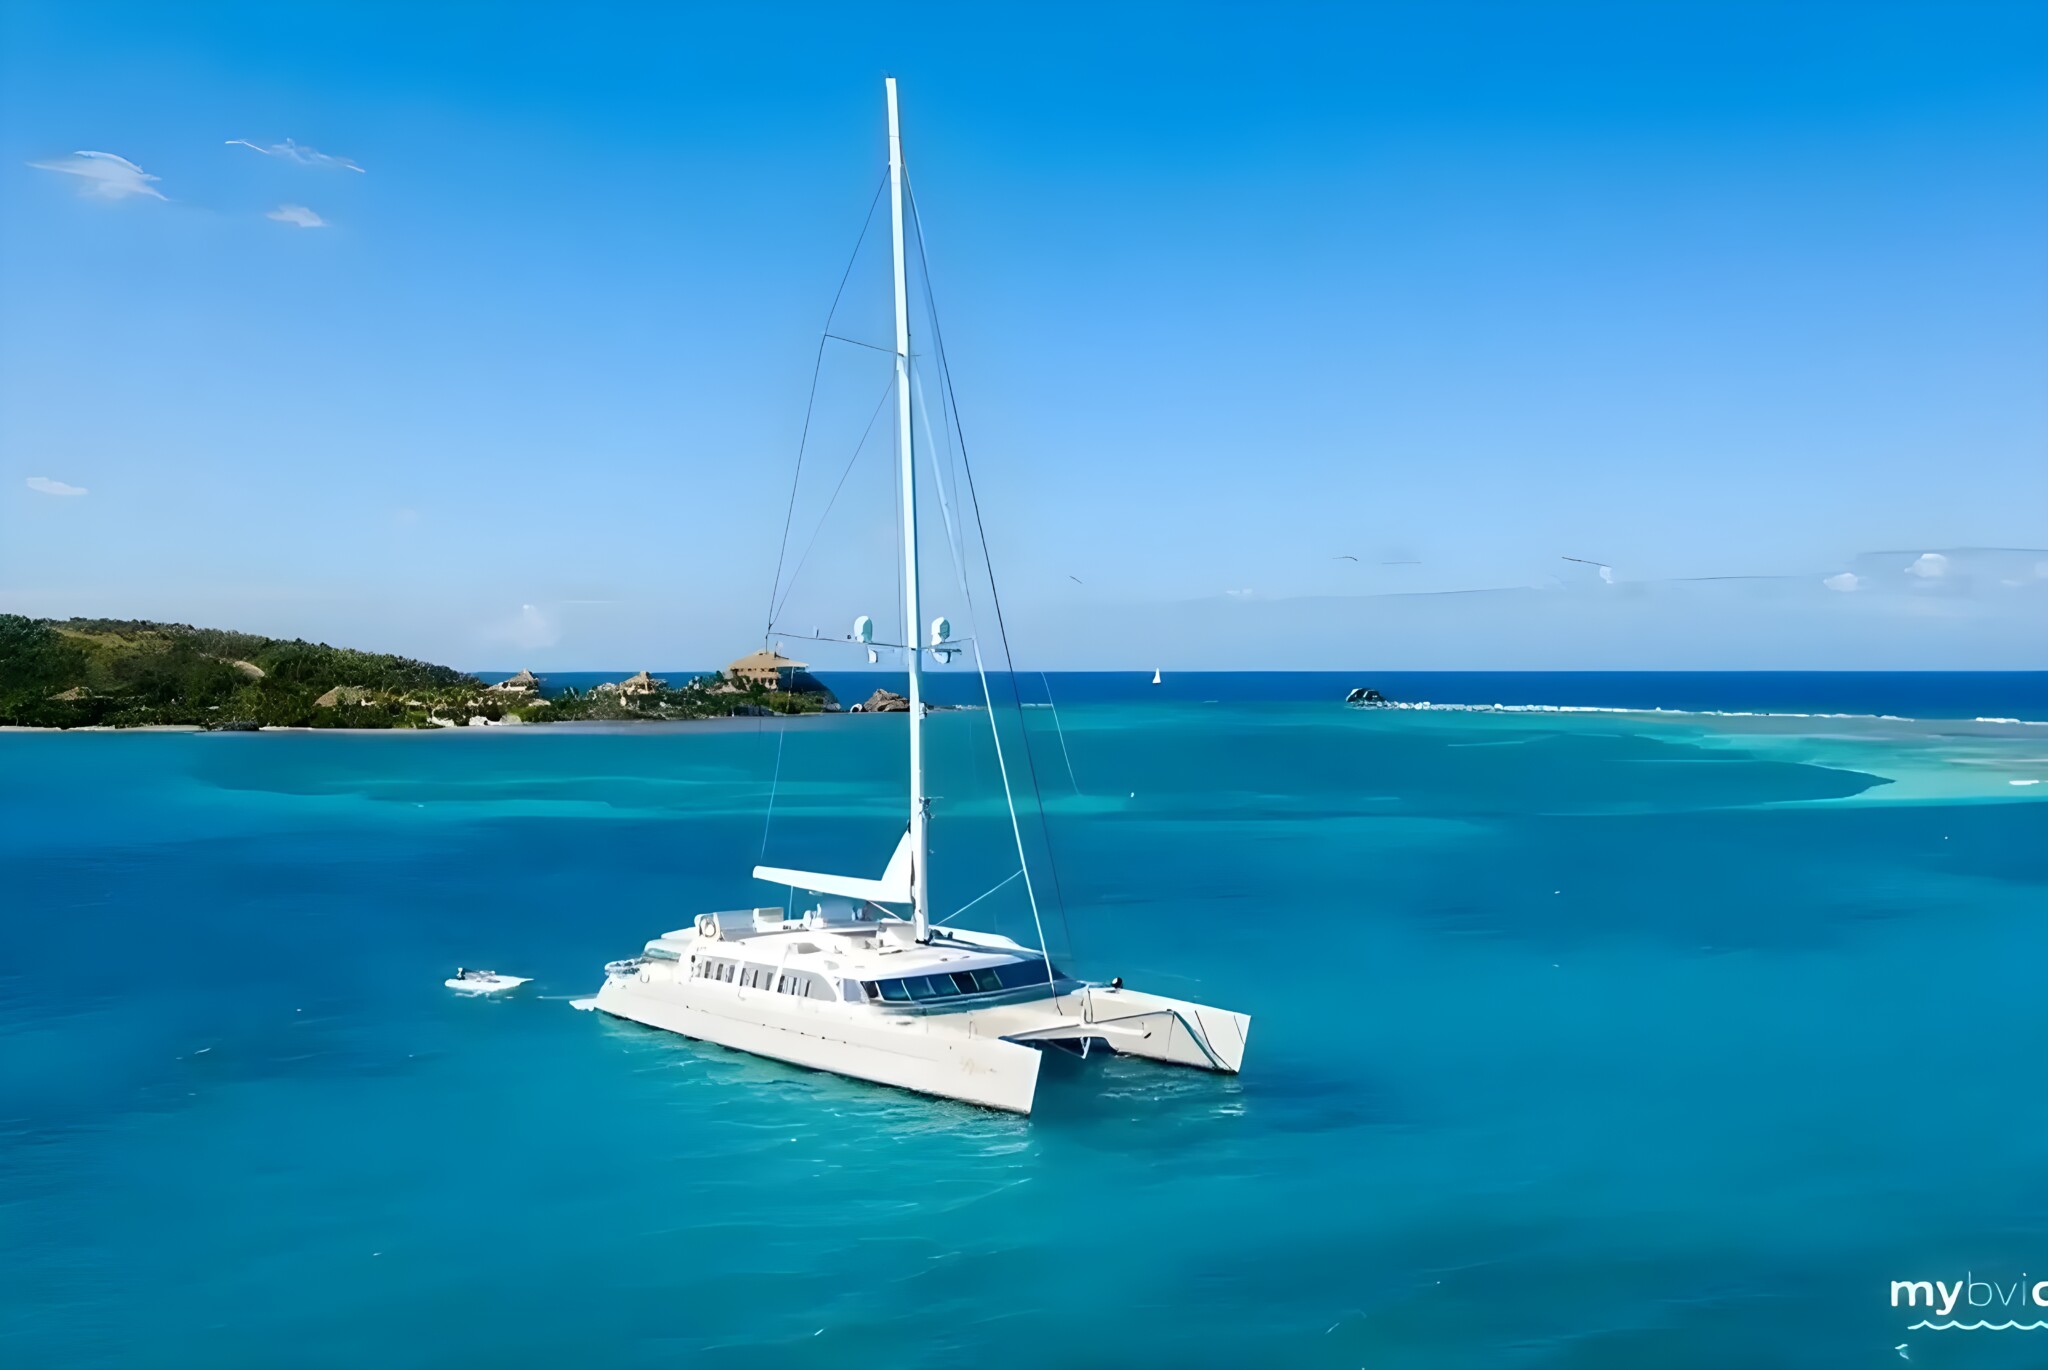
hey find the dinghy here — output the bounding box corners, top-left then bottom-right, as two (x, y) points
(446, 968), (530, 994)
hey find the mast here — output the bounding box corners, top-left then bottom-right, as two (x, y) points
(886, 77), (931, 943)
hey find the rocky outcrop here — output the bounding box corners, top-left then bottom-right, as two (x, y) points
(852, 688), (911, 713)
(1345, 687), (1392, 707)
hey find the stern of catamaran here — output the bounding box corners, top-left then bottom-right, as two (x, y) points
(941, 986), (1250, 1075)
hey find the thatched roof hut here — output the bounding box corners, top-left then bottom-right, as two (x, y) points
(620, 669), (665, 696)
(488, 668), (540, 694)
(724, 650), (832, 702)
(314, 685), (373, 708)
(48, 685), (87, 702)
(724, 650), (807, 686)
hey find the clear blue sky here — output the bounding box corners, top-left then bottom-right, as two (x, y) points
(4, 1), (2044, 669)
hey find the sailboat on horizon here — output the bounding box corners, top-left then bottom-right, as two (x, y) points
(585, 80), (1249, 1114)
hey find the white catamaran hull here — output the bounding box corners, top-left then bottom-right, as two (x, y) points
(592, 967), (1248, 1115)
(593, 974), (1045, 1113)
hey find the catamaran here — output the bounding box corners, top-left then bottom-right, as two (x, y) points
(585, 79), (1249, 1114)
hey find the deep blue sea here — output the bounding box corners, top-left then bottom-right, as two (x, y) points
(502, 668), (2048, 721)
(5, 673), (2047, 1368)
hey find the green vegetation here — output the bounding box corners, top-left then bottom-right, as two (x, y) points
(0, 616), (479, 728)
(0, 616), (835, 729)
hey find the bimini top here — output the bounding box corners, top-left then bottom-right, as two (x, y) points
(753, 828), (912, 905)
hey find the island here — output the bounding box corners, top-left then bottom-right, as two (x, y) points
(0, 616), (835, 729)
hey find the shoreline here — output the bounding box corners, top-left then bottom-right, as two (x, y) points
(0, 713), (886, 736)
(2, 704), (2042, 737)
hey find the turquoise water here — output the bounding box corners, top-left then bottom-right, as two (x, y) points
(5, 687), (2047, 1367)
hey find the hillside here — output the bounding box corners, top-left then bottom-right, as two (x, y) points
(0, 616), (482, 728)
(0, 616), (840, 729)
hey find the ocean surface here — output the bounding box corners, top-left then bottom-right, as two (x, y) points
(503, 668), (2048, 721)
(4, 673), (2046, 1369)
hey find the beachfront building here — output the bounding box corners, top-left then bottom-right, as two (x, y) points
(724, 650), (807, 688)
(722, 650), (835, 706)
(620, 670), (665, 697)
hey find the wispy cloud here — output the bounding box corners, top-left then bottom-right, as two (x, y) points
(492, 604), (560, 652)
(266, 203), (327, 229)
(1823, 572), (1862, 592)
(25, 476), (88, 497)
(226, 138), (364, 173)
(27, 150), (165, 201)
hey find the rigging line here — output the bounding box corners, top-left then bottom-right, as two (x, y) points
(1039, 671), (1081, 793)
(765, 630), (973, 651)
(911, 358), (1035, 958)
(824, 333), (894, 355)
(764, 335), (827, 636)
(906, 178), (1077, 976)
(909, 345), (1042, 951)
(904, 291), (1050, 974)
(770, 374), (899, 625)
(765, 170), (891, 637)
(758, 718), (789, 859)
(962, 604), (1054, 981)
(912, 365), (972, 610)
(933, 869), (1022, 929)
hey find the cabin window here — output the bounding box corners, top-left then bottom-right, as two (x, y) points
(950, 972), (979, 994)
(878, 979), (912, 1003)
(859, 981), (880, 1001)
(970, 968), (1004, 992)
(994, 961), (1057, 990)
